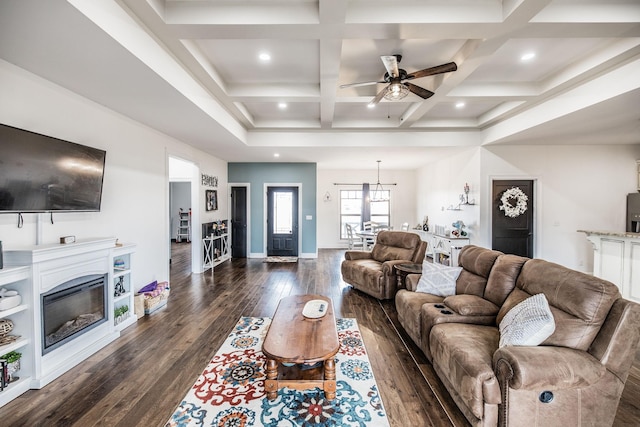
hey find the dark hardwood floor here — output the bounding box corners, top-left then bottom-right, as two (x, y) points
(0, 243), (638, 426)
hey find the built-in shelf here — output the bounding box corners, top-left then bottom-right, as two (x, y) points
(0, 376), (31, 404)
(112, 244), (136, 332)
(0, 337), (29, 358)
(114, 292), (132, 304)
(0, 304), (28, 319)
(0, 265), (31, 407)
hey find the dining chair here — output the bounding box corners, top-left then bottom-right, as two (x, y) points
(361, 221), (377, 248)
(345, 223), (365, 250)
(401, 222), (410, 231)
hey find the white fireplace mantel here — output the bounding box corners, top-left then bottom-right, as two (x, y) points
(3, 237), (126, 390)
(578, 230), (640, 304)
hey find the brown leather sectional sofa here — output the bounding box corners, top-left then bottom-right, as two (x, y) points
(395, 245), (640, 427)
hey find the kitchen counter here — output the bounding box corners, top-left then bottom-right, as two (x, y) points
(578, 230), (640, 303)
(577, 230), (640, 239)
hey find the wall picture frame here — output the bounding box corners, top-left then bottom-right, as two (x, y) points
(206, 190), (218, 211)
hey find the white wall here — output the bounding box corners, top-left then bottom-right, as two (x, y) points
(416, 147), (482, 239)
(479, 144), (640, 271)
(415, 144), (640, 272)
(317, 168), (417, 248)
(0, 60), (228, 289)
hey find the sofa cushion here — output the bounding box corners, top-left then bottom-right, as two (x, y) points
(444, 294), (500, 316)
(430, 323), (502, 420)
(458, 245), (502, 278)
(499, 293), (555, 347)
(370, 231), (423, 263)
(415, 262), (462, 296)
(497, 259), (621, 351)
(455, 245), (503, 296)
(484, 254), (528, 307)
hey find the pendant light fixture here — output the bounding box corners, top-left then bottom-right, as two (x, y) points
(371, 160), (388, 202)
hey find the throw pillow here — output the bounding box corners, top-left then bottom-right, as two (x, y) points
(499, 293), (555, 347)
(415, 262), (462, 297)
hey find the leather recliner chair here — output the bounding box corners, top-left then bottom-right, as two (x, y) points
(341, 230), (427, 300)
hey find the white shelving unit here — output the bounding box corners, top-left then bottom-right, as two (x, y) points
(413, 230), (469, 267)
(432, 235), (470, 267)
(111, 243), (137, 331)
(0, 266), (32, 406)
(176, 209), (191, 242)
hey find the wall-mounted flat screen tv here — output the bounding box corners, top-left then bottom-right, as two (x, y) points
(0, 123), (106, 213)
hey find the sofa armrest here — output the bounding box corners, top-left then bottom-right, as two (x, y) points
(443, 294), (500, 316)
(589, 297), (640, 382)
(344, 251), (373, 261)
(493, 346), (606, 390)
(406, 273), (420, 292)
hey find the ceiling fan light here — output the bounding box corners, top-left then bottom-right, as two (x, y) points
(383, 82), (409, 101)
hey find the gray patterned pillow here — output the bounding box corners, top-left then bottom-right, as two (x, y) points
(415, 261), (462, 297)
(499, 293), (555, 347)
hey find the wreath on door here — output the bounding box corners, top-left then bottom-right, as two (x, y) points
(499, 187), (528, 218)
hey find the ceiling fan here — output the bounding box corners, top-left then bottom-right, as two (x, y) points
(340, 55), (457, 105)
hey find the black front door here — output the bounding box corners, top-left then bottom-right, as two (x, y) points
(492, 180), (534, 257)
(231, 186), (247, 258)
(266, 186), (298, 256)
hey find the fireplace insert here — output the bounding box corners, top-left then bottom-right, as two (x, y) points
(42, 273), (108, 354)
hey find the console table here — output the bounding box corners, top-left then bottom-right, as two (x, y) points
(414, 231), (469, 266)
(202, 233), (230, 270)
(579, 230), (640, 304)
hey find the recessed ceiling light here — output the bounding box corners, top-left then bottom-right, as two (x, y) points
(521, 52), (536, 62)
(274, 153), (280, 158)
(455, 102), (466, 109)
(259, 52), (271, 62)
(278, 102), (287, 109)
(367, 104), (375, 109)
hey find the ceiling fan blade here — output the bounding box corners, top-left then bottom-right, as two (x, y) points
(405, 62), (457, 80)
(368, 85), (389, 106)
(380, 55), (400, 78)
(340, 80), (386, 89)
(405, 83), (435, 100)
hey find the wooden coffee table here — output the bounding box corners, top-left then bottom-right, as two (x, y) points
(262, 294), (340, 400)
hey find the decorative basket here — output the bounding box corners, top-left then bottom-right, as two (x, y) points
(143, 286), (170, 315)
(0, 319), (13, 336)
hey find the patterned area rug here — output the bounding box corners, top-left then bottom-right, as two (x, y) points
(263, 256), (298, 263)
(166, 317), (390, 427)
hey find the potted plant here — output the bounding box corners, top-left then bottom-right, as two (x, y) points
(1, 350), (21, 382)
(114, 305), (129, 324)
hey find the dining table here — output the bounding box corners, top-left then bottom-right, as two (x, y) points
(355, 230), (377, 250)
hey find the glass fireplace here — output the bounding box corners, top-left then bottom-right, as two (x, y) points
(42, 273), (108, 354)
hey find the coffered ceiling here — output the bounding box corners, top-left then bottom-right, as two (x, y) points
(1, 0), (639, 169)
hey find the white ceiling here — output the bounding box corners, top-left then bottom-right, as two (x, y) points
(0, 0), (639, 170)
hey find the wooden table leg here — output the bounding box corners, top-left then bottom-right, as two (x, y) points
(323, 358), (336, 400)
(265, 358), (279, 400)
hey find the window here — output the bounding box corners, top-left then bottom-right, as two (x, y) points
(273, 190), (293, 234)
(340, 190), (362, 238)
(370, 192), (390, 228)
(340, 189), (390, 239)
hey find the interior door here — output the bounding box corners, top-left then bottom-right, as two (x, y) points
(267, 186), (298, 256)
(492, 180), (534, 257)
(231, 186), (247, 258)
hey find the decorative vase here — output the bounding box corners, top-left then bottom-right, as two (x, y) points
(7, 359), (20, 382)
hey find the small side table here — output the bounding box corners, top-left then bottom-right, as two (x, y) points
(394, 263), (423, 289)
